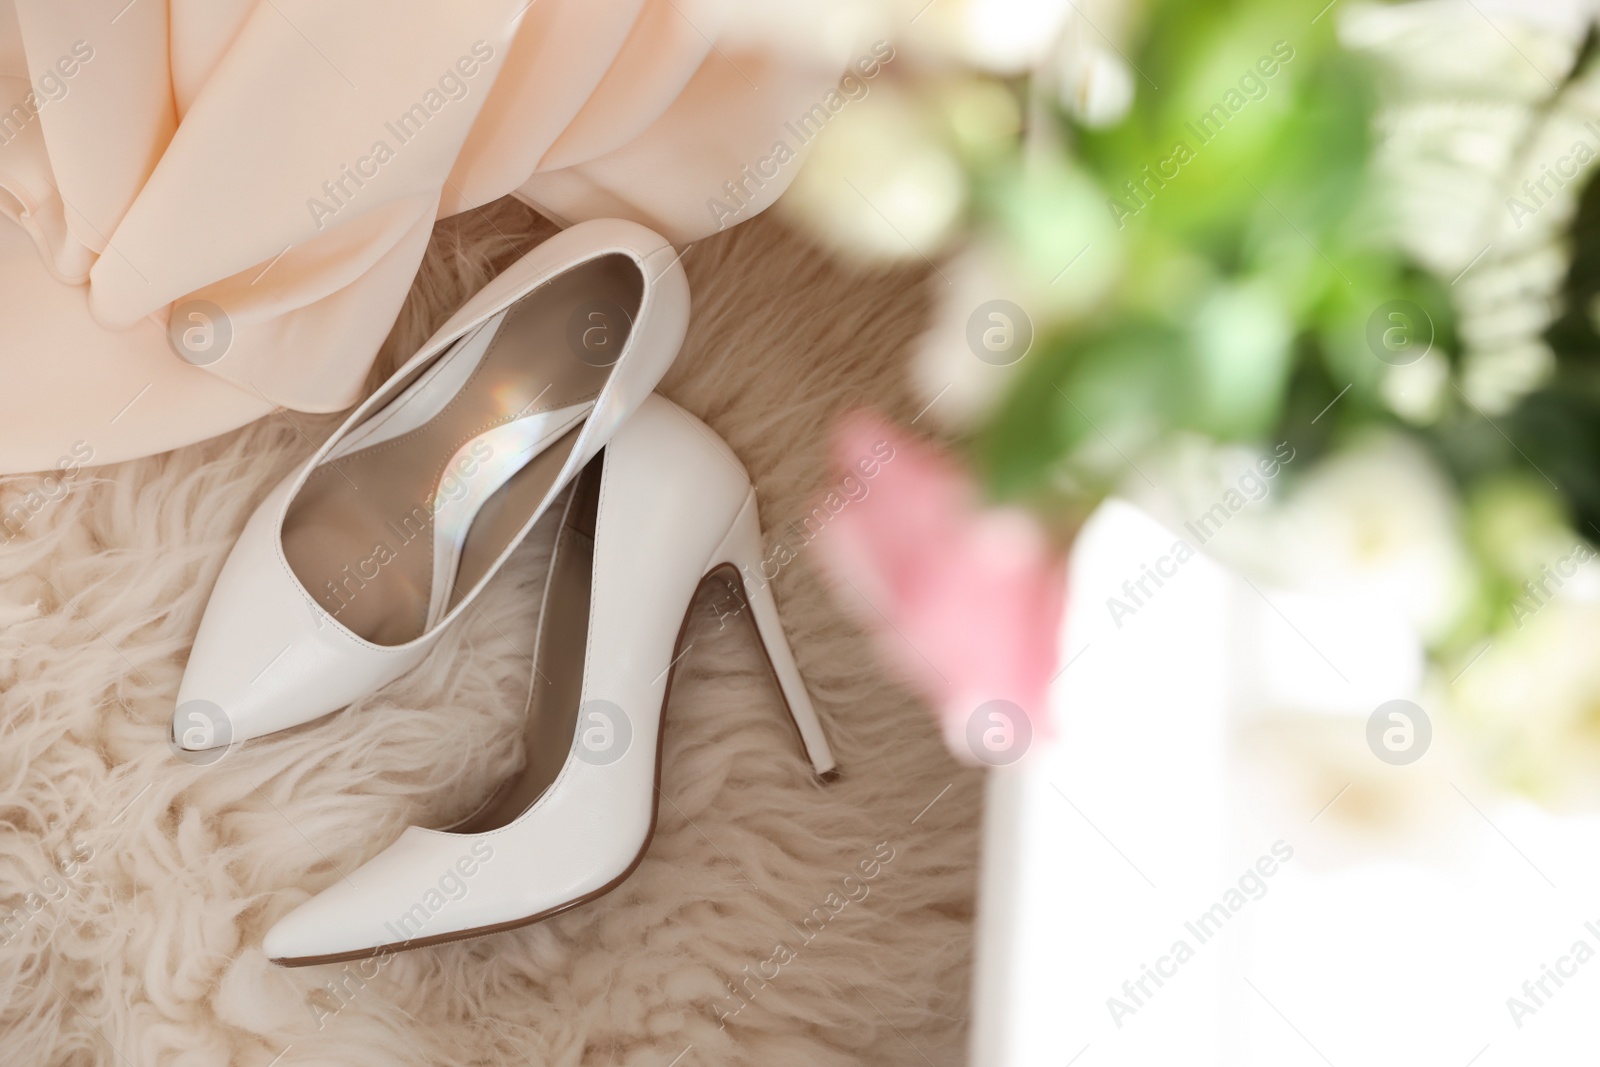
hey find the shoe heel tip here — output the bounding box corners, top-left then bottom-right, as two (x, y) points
(817, 767), (841, 785)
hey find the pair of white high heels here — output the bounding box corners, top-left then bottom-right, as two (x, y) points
(176, 220), (837, 966)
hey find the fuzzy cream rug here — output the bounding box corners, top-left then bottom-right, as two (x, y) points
(0, 199), (982, 1066)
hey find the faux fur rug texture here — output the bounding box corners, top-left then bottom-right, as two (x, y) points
(0, 199), (983, 1066)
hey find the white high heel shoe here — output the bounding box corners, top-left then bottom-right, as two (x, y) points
(262, 395), (837, 966)
(175, 220), (689, 751)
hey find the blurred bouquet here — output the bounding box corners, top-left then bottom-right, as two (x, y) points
(778, 0), (1600, 800)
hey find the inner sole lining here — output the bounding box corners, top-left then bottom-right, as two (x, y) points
(280, 255), (641, 645)
(454, 454), (602, 834)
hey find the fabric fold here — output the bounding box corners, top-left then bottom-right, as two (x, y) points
(0, 0), (840, 473)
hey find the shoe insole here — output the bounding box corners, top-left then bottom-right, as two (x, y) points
(282, 254), (641, 646)
(454, 455), (601, 834)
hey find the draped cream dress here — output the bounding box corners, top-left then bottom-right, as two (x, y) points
(0, 0), (837, 472)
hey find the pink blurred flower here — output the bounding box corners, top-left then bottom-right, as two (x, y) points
(816, 409), (1066, 765)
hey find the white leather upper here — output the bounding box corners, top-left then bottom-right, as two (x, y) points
(262, 396), (757, 962)
(324, 313), (506, 461)
(176, 219), (690, 747)
(423, 400), (592, 628)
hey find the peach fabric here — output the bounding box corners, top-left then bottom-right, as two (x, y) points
(0, 0), (834, 473)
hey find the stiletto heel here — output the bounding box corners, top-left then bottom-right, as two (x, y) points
(263, 396), (837, 966)
(707, 490), (839, 781)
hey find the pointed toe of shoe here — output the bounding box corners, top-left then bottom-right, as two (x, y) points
(263, 906), (341, 966)
(263, 897), (349, 965)
(179, 603), (420, 747)
(263, 858), (403, 965)
(264, 828), (507, 965)
(177, 585), (345, 747)
(173, 649), (302, 750)
(178, 473), (426, 747)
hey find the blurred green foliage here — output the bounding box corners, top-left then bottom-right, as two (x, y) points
(1507, 153), (1600, 540)
(971, 0), (1457, 510)
(951, 0), (1600, 667)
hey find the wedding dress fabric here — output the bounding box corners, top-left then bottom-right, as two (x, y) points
(0, 0), (834, 473)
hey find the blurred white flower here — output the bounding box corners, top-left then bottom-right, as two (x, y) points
(1380, 347), (1450, 424)
(1469, 476), (1589, 582)
(779, 88), (966, 262)
(911, 245), (1035, 428)
(1345, 0), (1598, 412)
(1461, 339), (1557, 413)
(729, 0), (1142, 77)
(1456, 241), (1564, 412)
(1452, 602), (1600, 807)
(1051, 24), (1135, 128)
(1237, 707), (1468, 853)
(944, 77), (1024, 160)
(908, 0), (1075, 74)
(909, 163), (1123, 428)
(1273, 431), (1477, 645)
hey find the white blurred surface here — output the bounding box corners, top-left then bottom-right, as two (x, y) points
(971, 499), (1600, 1065)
